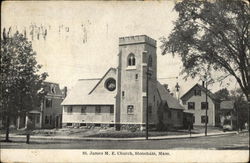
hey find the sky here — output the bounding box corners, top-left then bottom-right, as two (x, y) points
(1, 1), (238, 96)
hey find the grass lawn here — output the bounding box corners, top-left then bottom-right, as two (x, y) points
(86, 130), (198, 138)
(0, 126), (223, 138)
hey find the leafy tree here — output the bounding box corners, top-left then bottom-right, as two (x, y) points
(0, 28), (48, 142)
(214, 88), (230, 101)
(230, 88), (249, 130)
(160, 0), (249, 100)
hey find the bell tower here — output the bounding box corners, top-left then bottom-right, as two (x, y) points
(115, 35), (157, 130)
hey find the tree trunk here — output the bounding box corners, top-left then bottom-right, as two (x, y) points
(5, 114), (11, 142)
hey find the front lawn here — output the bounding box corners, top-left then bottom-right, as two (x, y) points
(87, 130), (198, 138)
(1, 126), (223, 138)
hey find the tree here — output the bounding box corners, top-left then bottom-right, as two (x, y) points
(214, 88), (230, 101)
(230, 88), (249, 130)
(160, 0), (250, 100)
(0, 28), (48, 142)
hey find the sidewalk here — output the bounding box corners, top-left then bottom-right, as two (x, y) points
(1, 130), (247, 141)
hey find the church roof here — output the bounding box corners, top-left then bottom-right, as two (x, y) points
(61, 68), (116, 105)
(157, 81), (184, 110)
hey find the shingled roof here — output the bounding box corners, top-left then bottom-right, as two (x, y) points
(157, 81), (184, 110)
(180, 83), (217, 102)
(61, 68), (116, 105)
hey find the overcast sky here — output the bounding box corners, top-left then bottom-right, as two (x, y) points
(1, 1), (238, 96)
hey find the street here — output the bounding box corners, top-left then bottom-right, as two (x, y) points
(1, 132), (249, 150)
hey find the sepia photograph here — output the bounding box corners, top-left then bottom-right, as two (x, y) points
(0, 0), (249, 162)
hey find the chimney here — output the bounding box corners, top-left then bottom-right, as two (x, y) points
(202, 81), (205, 87)
(63, 86), (67, 98)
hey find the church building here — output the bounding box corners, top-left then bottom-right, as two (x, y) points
(61, 35), (185, 130)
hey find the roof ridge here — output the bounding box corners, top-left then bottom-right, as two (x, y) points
(78, 78), (101, 81)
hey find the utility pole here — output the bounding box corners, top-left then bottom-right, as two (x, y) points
(146, 62), (149, 140)
(205, 77), (208, 136)
(175, 82), (180, 102)
(236, 102), (239, 133)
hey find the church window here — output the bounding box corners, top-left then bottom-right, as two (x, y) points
(135, 74), (138, 80)
(148, 106), (152, 114)
(105, 78), (116, 91)
(127, 53), (136, 66)
(110, 105), (114, 114)
(95, 106), (101, 114)
(148, 55), (153, 67)
(67, 106), (73, 113)
(127, 105), (134, 114)
(81, 106), (86, 114)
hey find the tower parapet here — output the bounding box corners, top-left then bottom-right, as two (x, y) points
(119, 35), (156, 47)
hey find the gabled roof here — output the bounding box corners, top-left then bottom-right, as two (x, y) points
(88, 68), (116, 95)
(180, 83), (217, 102)
(61, 68), (116, 105)
(220, 100), (234, 110)
(157, 81), (184, 110)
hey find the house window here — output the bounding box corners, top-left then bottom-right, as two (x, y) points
(168, 111), (172, 118)
(67, 106), (73, 113)
(110, 106), (114, 114)
(194, 90), (201, 96)
(122, 91), (125, 97)
(45, 116), (49, 124)
(153, 95), (155, 102)
(81, 106), (86, 114)
(135, 74), (138, 80)
(188, 102), (195, 110)
(51, 85), (56, 94)
(128, 53), (136, 66)
(201, 102), (208, 110)
(45, 99), (52, 108)
(193, 116), (195, 123)
(49, 115), (52, 125)
(95, 106), (101, 114)
(201, 116), (208, 123)
(36, 116), (40, 123)
(127, 105), (134, 114)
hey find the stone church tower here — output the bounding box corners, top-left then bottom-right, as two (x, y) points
(116, 35), (158, 130)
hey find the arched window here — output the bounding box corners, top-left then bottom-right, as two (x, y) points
(148, 55), (152, 67)
(127, 53), (136, 66)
